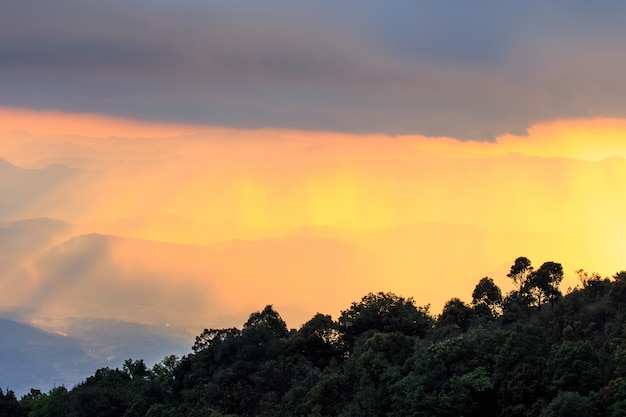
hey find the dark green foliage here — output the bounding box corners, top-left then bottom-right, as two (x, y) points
(438, 298), (473, 331)
(15, 257), (626, 416)
(70, 367), (137, 417)
(540, 391), (592, 417)
(26, 386), (70, 417)
(288, 313), (342, 368)
(502, 289), (534, 319)
(495, 328), (550, 414)
(0, 388), (25, 417)
(338, 292), (433, 349)
(243, 305), (288, 339)
(342, 331), (415, 416)
(548, 340), (604, 394)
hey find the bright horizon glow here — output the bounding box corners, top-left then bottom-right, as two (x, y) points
(4, 107), (626, 163)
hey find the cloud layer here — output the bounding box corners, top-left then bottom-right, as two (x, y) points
(2, 1), (626, 139)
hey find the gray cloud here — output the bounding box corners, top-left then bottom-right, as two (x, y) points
(2, 0), (626, 140)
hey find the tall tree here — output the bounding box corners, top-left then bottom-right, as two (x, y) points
(507, 257), (533, 292)
(526, 261), (563, 308)
(338, 292), (432, 349)
(290, 313), (341, 367)
(438, 298), (473, 331)
(27, 386), (70, 417)
(244, 305), (289, 339)
(472, 277), (503, 316)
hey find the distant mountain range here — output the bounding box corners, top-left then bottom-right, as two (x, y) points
(0, 157), (100, 221)
(1, 217), (613, 333)
(0, 317), (192, 397)
(0, 318), (85, 396)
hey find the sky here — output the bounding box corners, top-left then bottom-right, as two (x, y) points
(2, 2), (626, 331)
(3, 1), (626, 140)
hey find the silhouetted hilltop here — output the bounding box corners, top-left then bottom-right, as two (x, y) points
(5, 258), (626, 416)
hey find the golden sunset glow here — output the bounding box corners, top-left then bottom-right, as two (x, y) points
(1, 107), (626, 330)
(0, 107), (206, 139)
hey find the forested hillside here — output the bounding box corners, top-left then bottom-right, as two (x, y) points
(4, 257), (626, 417)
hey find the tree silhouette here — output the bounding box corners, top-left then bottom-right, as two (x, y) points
(507, 256), (533, 292)
(290, 313), (341, 367)
(16, 258), (626, 416)
(613, 270), (626, 282)
(0, 388), (23, 417)
(193, 328), (241, 353)
(244, 305), (288, 339)
(472, 277), (503, 316)
(338, 292), (432, 349)
(525, 261), (563, 308)
(438, 298), (473, 331)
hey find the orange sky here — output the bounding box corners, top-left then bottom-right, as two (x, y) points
(1, 107), (626, 330)
(4, 106), (626, 161)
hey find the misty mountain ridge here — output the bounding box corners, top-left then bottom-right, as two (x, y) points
(2, 213), (621, 326)
(0, 159), (99, 223)
(2, 220), (607, 333)
(0, 217), (72, 256)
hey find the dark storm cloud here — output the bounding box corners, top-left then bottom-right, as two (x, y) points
(2, 0), (626, 140)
